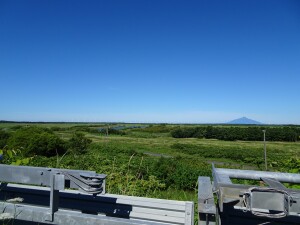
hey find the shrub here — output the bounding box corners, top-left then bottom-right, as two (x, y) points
(152, 157), (210, 190)
(67, 132), (92, 154)
(27, 132), (66, 156)
(7, 126), (66, 156)
(137, 125), (174, 133)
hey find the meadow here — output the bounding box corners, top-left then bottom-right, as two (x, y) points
(1, 122), (300, 223)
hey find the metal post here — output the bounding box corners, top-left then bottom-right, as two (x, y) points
(263, 130), (267, 171)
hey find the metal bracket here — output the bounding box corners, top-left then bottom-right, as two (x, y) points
(0, 164), (106, 194)
(62, 172), (105, 194)
(243, 187), (291, 218)
(210, 165), (300, 224)
(0, 164), (107, 223)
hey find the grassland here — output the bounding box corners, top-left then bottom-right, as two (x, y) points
(1, 122), (300, 224)
(2, 122), (300, 172)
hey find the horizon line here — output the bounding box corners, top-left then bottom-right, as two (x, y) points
(0, 120), (299, 126)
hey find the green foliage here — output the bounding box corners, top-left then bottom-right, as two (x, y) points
(171, 126), (300, 142)
(7, 126), (48, 149)
(171, 127), (205, 138)
(0, 129), (10, 148)
(98, 128), (125, 135)
(136, 125), (174, 133)
(70, 126), (97, 133)
(108, 173), (166, 196)
(27, 132), (66, 156)
(67, 132), (92, 154)
(0, 148), (32, 165)
(50, 126), (67, 131)
(7, 126), (66, 156)
(10, 125), (24, 130)
(29, 141), (209, 191)
(11, 157), (31, 166)
(171, 142), (298, 168)
(276, 158), (300, 189)
(152, 157), (210, 190)
(88, 142), (140, 156)
(280, 158), (300, 173)
(67, 125), (125, 135)
(29, 148), (167, 195)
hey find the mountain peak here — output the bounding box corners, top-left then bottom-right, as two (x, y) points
(227, 117), (262, 125)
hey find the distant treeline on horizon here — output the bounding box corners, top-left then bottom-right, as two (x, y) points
(0, 120), (299, 126)
(171, 126), (300, 142)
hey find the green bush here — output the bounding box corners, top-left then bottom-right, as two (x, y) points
(152, 157), (210, 190)
(27, 132), (66, 156)
(7, 126), (66, 156)
(136, 125), (174, 133)
(67, 132), (92, 154)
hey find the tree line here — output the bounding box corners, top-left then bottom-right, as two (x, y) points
(171, 126), (300, 142)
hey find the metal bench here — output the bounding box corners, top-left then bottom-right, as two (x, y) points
(0, 164), (194, 225)
(198, 165), (300, 225)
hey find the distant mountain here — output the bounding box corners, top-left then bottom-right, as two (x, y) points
(227, 117), (262, 125)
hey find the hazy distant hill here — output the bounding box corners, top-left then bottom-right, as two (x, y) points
(227, 117), (262, 125)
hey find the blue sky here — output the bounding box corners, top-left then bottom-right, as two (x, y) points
(0, 0), (299, 124)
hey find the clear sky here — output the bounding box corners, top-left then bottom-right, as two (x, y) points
(0, 0), (299, 124)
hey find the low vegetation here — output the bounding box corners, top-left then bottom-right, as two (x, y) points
(0, 122), (300, 223)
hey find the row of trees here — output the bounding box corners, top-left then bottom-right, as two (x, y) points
(0, 126), (91, 157)
(171, 126), (300, 142)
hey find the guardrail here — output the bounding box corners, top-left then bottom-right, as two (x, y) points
(0, 164), (194, 225)
(5, 163), (299, 225)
